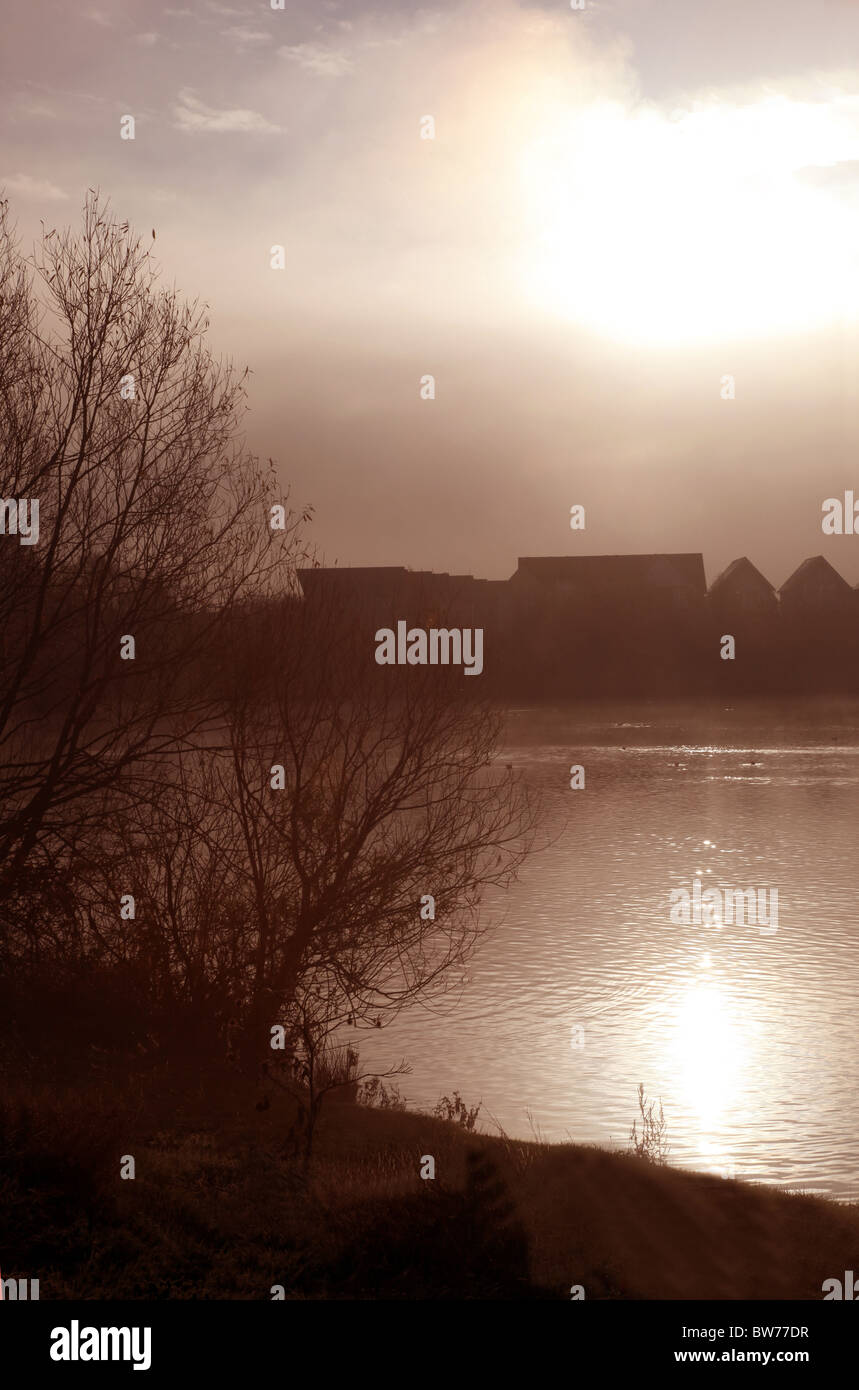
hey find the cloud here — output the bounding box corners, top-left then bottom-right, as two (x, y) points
(17, 100), (54, 119)
(278, 43), (354, 77)
(136, 32), (159, 47)
(0, 173), (68, 201)
(173, 89), (281, 134)
(796, 158), (859, 188)
(222, 27), (268, 46)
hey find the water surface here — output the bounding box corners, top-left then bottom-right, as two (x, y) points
(356, 699), (859, 1201)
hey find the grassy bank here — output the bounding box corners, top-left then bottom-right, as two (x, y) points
(2, 1066), (857, 1300)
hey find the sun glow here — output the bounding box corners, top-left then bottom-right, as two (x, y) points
(519, 93), (859, 344)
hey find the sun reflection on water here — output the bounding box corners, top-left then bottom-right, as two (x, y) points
(671, 978), (746, 1136)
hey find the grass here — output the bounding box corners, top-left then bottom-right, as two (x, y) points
(3, 1061), (859, 1299)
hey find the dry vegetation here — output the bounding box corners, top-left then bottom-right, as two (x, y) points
(4, 1058), (858, 1300)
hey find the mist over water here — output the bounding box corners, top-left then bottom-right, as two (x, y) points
(355, 698), (859, 1201)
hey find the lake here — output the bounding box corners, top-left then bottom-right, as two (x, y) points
(354, 697), (859, 1201)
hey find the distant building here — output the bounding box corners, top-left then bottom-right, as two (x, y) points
(509, 553), (706, 611)
(776, 555), (859, 690)
(297, 565), (505, 645)
(778, 556), (855, 627)
(295, 552), (859, 694)
(298, 565), (411, 609)
(705, 557), (781, 691)
(504, 554), (708, 694)
(707, 557), (778, 623)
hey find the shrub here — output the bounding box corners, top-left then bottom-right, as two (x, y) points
(433, 1091), (481, 1131)
(628, 1083), (669, 1164)
(358, 1076), (408, 1111)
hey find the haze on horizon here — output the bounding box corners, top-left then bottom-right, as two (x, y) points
(3, 0), (859, 587)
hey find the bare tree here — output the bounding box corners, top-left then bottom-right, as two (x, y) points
(0, 193), (306, 916)
(167, 595), (537, 1064)
(263, 988), (410, 1166)
(0, 193), (538, 1074)
(68, 590), (539, 1071)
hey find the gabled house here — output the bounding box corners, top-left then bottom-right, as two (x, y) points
(294, 553), (858, 692)
(707, 557), (778, 623)
(778, 556), (855, 626)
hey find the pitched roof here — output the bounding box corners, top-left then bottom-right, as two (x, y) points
(708, 557), (776, 597)
(778, 555), (853, 599)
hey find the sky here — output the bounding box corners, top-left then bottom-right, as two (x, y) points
(3, 0), (859, 585)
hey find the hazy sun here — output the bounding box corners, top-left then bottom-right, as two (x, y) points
(519, 93), (859, 345)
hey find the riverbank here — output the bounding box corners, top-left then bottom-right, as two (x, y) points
(3, 1068), (858, 1299)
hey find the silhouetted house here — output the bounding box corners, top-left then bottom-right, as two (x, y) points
(507, 554), (707, 694)
(299, 565), (411, 613)
(708, 558), (777, 623)
(297, 566), (508, 679)
(299, 566), (491, 625)
(778, 556), (854, 628)
(296, 553), (859, 694)
(445, 576), (507, 631)
(777, 556), (858, 689)
(509, 554), (706, 610)
(706, 558), (780, 691)
(413, 571), (475, 624)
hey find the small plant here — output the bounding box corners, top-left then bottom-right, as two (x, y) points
(264, 994), (408, 1166)
(629, 1083), (669, 1164)
(358, 1076), (408, 1111)
(433, 1090), (481, 1131)
(316, 1042), (360, 1094)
